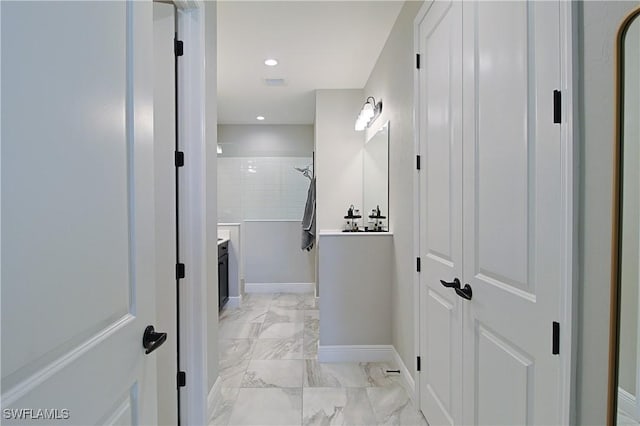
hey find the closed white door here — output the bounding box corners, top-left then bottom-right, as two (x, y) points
(417, 1), (566, 425)
(2, 2), (159, 425)
(460, 2), (563, 425)
(417, 1), (463, 425)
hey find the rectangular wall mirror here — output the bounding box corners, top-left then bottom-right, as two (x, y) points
(363, 121), (389, 231)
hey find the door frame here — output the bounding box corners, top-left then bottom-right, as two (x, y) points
(172, 1), (215, 425)
(411, 1), (578, 423)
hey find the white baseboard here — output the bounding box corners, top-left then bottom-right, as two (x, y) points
(225, 296), (241, 309)
(207, 377), (222, 421)
(392, 346), (416, 402)
(318, 345), (394, 363)
(619, 387), (639, 420)
(244, 282), (315, 293)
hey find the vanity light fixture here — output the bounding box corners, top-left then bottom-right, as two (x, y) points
(256, 115), (265, 121)
(355, 97), (382, 131)
(264, 58), (278, 66)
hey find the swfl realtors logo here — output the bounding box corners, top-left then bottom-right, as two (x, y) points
(3, 408), (70, 420)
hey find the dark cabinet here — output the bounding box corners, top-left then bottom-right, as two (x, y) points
(218, 241), (229, 310)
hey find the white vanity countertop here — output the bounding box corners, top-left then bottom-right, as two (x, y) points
(217, 237), (230, 245)
(319, 230), (394, 236)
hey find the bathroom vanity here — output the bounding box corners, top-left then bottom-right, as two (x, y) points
(217, 238), (229, 309)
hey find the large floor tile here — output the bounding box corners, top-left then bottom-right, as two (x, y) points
(304, 361), (372, 388)
(272, 293), (315, 310)
(302, 387), (376, 426)
(303, 335), (318, 360)
(227, 388), (302, 426)
(366, 385), (428, 426)
(209, 387), (239, 426)
(241, 359), (304, 388)
(259, 322), (304, 339)
(240, 294), (273, 310)
(264, 307), (304, 326)
(219, 339), (254, 362)
(252, 337), (303, 360)
(220, 307), (268, 324)
(219, 321), (261, 340)
(219, 358), (250, 388)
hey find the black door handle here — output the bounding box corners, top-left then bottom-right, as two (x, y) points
(440, 278), (461, 289)
(455, 284), (473, 300)
(142, 325), (167, 355)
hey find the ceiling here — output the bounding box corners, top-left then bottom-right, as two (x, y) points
(217, 1), (404, 125)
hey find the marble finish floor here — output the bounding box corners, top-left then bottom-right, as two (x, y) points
(211, 292), (427, 426)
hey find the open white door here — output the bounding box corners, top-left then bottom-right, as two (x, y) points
(417, 1), (463, 425)
(2, 2), (159, 424)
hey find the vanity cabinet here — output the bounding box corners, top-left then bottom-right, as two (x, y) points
(218, 241), (229, 310)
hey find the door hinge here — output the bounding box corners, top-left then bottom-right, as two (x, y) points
(175, 39), (184, 57)
(552, 322), (560, 355)
(416, 356), (421, 372)
(176, 263), (185, 279)
(553, 90), (561, 124)
(175, 151), (184, 167)
(416, 155), (421, 170)
(177, 371), (186, 387)
(416, 257), (421, 272)
(416, 53), (421, 69)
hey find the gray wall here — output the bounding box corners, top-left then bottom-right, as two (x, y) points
(318, 234), (392, 346)
(243, 220), (315, 284)
(577, 1), (640, 424)
(218, 124), (313, 157)
(362, 0), (423, 382)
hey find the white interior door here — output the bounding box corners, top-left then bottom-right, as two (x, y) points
(460, 2), (563, 425)
(153, 3), (178, 425)
(1, 2), (159, 424)
(417, 1), (463, 425)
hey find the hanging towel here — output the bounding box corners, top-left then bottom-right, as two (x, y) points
(301, 177), (316, 251)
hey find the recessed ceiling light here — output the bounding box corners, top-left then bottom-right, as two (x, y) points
(264, 58), (278, 67)
(256, 116), (265, 121)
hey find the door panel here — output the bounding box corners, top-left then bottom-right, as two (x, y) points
(1, 2), (157, 424)
(418, 1), (462, 425)
(476, 324), (533, 425)
(475, 1), (533, 294)
(462, 2), (562, 425)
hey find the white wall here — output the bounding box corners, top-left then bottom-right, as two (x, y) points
(619, 12), (640, 398)
(243, 220), (315, 285)
(362, 0), (423, 381)
(577, 1), (640, 424)
(315, 89), (365, 231)
(218, 124), (313, 157)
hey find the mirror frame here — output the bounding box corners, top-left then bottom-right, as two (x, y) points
(609, 6), (640, 425)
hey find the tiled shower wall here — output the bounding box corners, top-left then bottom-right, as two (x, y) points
(218, 157), (313, 223)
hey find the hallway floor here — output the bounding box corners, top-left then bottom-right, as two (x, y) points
(210, 292), (427, 426)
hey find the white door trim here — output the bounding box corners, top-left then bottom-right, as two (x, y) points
(412, 0), (434, 410)
(412, 1), (576, 423)
(559, 1), (578, 424)
(174, 2), (211, 425)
